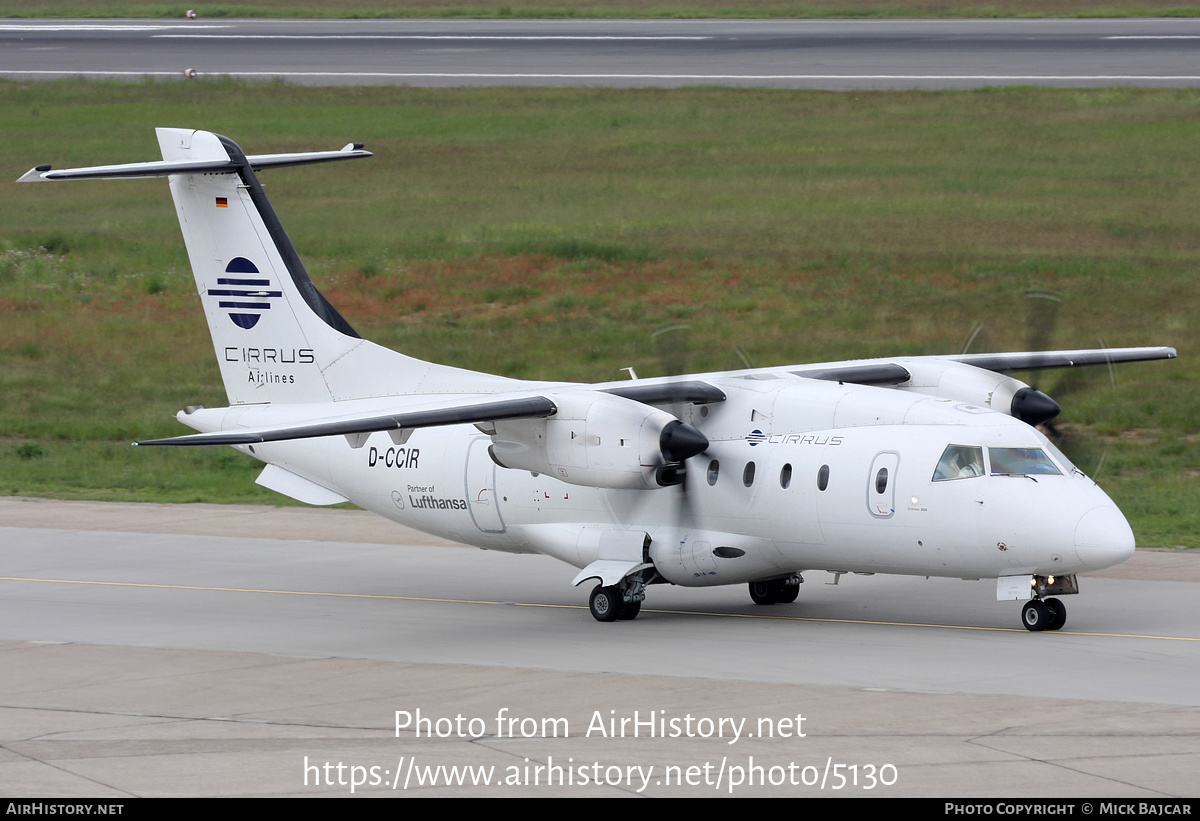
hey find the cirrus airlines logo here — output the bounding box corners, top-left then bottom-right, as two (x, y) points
(745, 430), (845, 447)
(207, 257), (283, 330)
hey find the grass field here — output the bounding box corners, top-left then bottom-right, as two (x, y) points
(1, 0), (1198, 18)
(1, 80), (1195, 545)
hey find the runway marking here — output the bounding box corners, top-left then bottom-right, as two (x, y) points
(3, 575), (1197, 641)
(0, 575), (496, 606)
(1105, 35), (1200, 39)
(0, 24), (230, 31)
(153, 34), (714, 41)
(3, 70), (1200, 83)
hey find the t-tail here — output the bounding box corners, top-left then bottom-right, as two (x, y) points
(19, 128), (516, 405)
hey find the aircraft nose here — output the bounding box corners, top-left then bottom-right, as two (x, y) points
(1074, 505), (1135, 570)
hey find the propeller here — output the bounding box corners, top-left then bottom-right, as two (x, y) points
(1024, 289), (1115, 477)
(963, 289), (1114, 477)
(1039, 358), (1115, 479)
(1009, 290), (1065, 427)
(644, 324), (713, 518)
(961, 309), (1060, 427)
(652, 323), (692, 384)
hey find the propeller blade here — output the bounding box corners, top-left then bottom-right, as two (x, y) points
(1025, 289), (1062, 390)
(652, 324), (691, 378)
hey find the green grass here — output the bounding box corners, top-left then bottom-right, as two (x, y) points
(1, 0), (1198, 17)
(1, 81), (1196, 543)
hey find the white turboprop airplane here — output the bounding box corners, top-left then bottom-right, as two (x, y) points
(20, 128), (1177, 630)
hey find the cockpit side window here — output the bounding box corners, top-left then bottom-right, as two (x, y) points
(932, 445), (984, 481)
(988, 447), (1062, 476)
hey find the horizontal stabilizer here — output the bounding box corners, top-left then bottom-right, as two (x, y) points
(17, 143), (370, 183)
(135, 395), (558, 447)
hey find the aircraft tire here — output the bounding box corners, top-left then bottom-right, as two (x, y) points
(617, 600), (641, 620)
(771, 579), (800, 604)
(749, 581), (775, 605)
(1044, 597), (1067, 631)
(589, 584), (622, 622)
(1022, 599), (1050, 632)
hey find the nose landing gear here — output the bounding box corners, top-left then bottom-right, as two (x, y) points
(1022, 596), (1067, 632)
(1015, 574), (1076, 631)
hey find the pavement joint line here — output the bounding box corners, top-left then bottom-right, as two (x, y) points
(4, 575), (1197, 641)
(4, 71), (1200, 81)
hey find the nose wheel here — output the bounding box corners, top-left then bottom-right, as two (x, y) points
(1021, 597), (1066, 632)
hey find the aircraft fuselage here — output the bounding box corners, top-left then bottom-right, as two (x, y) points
(221, 374), (1133, 588)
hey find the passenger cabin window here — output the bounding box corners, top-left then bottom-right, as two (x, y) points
(743, 462), (756, 487)
(989, 447), (1062, 476)
(932, 445), (984, 481)
(707, 460), (720, 486)
(779, 463), (792, 489)
(817, 464), (830, 491)
(875, 467), (888, 494)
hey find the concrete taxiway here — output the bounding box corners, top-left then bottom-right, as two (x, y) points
(0, 496), (1197, 797)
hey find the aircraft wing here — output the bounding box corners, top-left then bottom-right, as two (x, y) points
(135, 378), (728, 449)
(135, 395), (557, 447)
(948, 346), (1176, 373)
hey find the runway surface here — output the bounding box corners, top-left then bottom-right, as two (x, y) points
(2, 18), (1199, 88)
(1, 497), (1197, 797)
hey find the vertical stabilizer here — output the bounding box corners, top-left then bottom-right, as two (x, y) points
(21, 128), (523, 405)
(154, 128), (518, 404)
(158, 128), (358, 404)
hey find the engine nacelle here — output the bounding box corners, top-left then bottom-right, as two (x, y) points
(903, 361), (1060, 426)
(488, 390), (707, 490)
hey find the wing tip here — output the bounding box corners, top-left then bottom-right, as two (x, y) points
(17, 165), (51, 183)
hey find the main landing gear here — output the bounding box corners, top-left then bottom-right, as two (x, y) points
(748, 573), (803, 605)
(589, 581), (645, 622)
(1021, 597), (1067, 632)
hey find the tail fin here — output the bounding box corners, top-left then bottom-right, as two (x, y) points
(158, 128), (366, 404)
(23, 128), (518, 405)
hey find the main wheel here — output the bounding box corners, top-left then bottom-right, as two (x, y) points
(771, 579), (800, 604)
(617, 600), (641, 620)
(589, 585), (622, 622)
(1044, 597), (1067, 631)
(749, 581), (775, 605)
(1022, 599), (1050, 632)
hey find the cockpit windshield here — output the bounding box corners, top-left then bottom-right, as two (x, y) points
(1041, 438), (1079, 475)
(932, 445), (984, 481)
(988, 447), (1062, 476)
